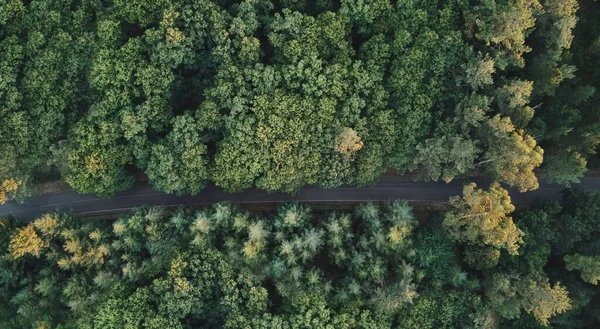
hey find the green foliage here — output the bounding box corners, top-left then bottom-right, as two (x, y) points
(414, 216), (465, 287)
(565, 254), (600, 285)
(146, 113), (210, 195)
(483, 117), (544, 192)
(214, 92), (325, 193)
(526, 0), (600, 184)
(465, 0), (542, 68)
(486, 189), (600, 328)
(485, 273), (571, 325)
(64, 121), (134, 197)
(4, 0), (590, 197)
(542, 150), (587, 186)
(3, 0), (600, 327)
(4, 191), (600, 327)
(549, 189), (600, 255)
(395, 289), (484, 329)
(413, 135), (479, 183)
(0, 202), (427, 328)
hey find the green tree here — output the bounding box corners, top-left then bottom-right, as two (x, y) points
(413, 134), (479, 183)
(385, 0), (470, 169)
(147, 113), (210, 195)
(64, 121), (134, 197)
(214, 92), (324, 193)
(564, 254), (600, 285)
(541, 150), (587, 186)
(486, 273), (571, 325)
(527, 0), (579, 98)
(494, 79), (535, 127)
(465, 0), (542, 68)
(462, 53), (496, 90)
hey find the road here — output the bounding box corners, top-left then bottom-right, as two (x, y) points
(2, 176), (600, 221)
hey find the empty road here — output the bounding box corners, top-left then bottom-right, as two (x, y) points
(2, 177), (600, 221)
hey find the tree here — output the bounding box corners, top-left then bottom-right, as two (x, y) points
(462, 53), (496, 90)
(494, 79), (535, 127)
(465, 0), (542, 68)
(8, 224), (45, 259)
(214, 92), (325, 193)
(385, 0), (470, 170)
(0, 36), (31, 202)
(564, 254), (600, 285)
(527, 0), (579, 98)
(482, 116), (544, 192)
(354, 110), (398, 186)
(548, 189), (600, 256)
(444, 183), (524, 261)
(413, 134), (479, 183)
(340, 0), (392, 34)
(414, 216), (463, 287)
(486, 273), (571, 325)
(395, 289), (484, 329)
(336, 127), (364, 157)
(146, 113), (210, 195)
(64, 121), (134, 197)
(0, 179), (20, 204)
(4, 197), (600, 328)
(541, 150), (587, 186)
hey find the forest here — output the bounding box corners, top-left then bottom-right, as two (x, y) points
(1, 187), (600, 328)
(0, 0), (599, 202)
(3, 1), (600, 328)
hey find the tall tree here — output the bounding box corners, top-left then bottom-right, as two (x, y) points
(444, 182), (524, 267)
(482, 116), (544, 192)
(465, 0), (542, 68)
(486, 273), (571, 325)
(146, 113), (211, 195)
(564, 254), (600, 285)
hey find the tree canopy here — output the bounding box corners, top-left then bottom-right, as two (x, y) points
(2, 190), (600, 327)
(0, 0), (598, 198)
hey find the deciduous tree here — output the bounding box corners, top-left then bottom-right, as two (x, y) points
(444, 182), (523, 263)
(565, 254), (600, 285)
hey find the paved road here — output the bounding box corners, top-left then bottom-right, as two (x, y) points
(1, 177), (600, 221)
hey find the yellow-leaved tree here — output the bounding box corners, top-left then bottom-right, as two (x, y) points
(9, 224), (45, 259)
(0, 179), (20, 205)
(336, 127), (364, 156)
(444, 182), (524, 268)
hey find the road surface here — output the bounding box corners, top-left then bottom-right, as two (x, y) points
(2, 177), (600, 221)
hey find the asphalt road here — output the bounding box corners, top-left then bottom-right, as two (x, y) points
(2, 176), (600, 221)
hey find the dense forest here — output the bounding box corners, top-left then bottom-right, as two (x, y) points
(1, 187), (600, 328)
(1, 0), (599, 201)
(3, 1), (600, 328)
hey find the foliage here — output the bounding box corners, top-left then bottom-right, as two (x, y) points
(565, 254), (600, 285)
(444, 182), (523, 268)
(3, 191), (600, 327)
(2, 0), (596, 197)
(485, 273), (571, 325)
(0, 179), (20, 204)
(0, 202), (426, 328)
(8, 223), (44, 259)
(482, 118), (544, 192)
(464, 0), (542, 69)
(146, 113), (210, 195)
